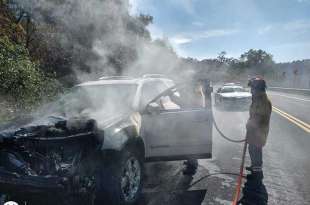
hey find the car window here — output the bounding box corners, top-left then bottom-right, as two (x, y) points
(176, 85), (206, 109)
(234, 87), (247, 92)
(158, 95), (181, 111)
(140, 81), (167, 108)
(221, 86), (246, 93)
(220, 87), (235, 93)
(152, 85), (206, 112)
(162, 79), (175, 88)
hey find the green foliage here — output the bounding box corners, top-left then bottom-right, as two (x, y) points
(0, 35), (62, 109)
(222, 49), (276, 78)
(239, 49), (274, 68)
(217, 51), (227, 64)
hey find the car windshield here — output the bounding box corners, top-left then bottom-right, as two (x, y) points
(221, 87), (246, 93)
(43, 84), (137, 118)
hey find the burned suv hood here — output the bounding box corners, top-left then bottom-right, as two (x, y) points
(0, 116), (66, 140)
(0, 113), (127, 142)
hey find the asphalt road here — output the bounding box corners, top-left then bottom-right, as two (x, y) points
(140, 90), (310, 205)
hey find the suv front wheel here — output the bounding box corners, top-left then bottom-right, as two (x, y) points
(95, 150), (144, 205)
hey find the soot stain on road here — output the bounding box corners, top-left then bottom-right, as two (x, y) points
(140, 160), (238, 205)
(139, 190), (207, 205)
(140, 161), (207, 205)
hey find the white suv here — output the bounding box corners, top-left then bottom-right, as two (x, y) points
(0, 75), (213, 205)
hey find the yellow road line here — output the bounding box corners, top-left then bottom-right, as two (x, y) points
(272, 106), (310, 133)
(273, 106), (310, 129)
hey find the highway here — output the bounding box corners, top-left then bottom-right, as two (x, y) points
(140, 90), (310, 205)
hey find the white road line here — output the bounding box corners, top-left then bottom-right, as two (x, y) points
(268, 92), (310, 102)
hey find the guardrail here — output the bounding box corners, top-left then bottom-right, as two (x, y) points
(268, 87), (310, 95)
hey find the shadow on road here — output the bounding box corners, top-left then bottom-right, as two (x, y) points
(140, 162), (207, 205)
(138, 189), (206, 205)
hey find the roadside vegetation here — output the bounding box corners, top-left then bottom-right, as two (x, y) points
(0, 1), (62, 122)
(0, 35), (62, 122)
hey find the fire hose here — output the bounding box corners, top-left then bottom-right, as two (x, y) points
(184, 109), (247, 204)
(163, 84), (249, 204)
(180, 88), (268, 204)
(157, 83), (263, 204)
(212, 113), (246, 143)
(212, 110), (247, 205)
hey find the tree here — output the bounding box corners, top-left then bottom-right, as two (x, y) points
(0, 36), (61, 109)
(217, 51), (227, 64)
(240, 49), (274, 68)
(5, 0), (155, 83)
(236, 49), (275, 77)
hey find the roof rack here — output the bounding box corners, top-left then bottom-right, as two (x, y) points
(142, 74), (167, 79)
(99, 76), (134, 80)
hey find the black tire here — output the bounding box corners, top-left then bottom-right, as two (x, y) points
(183, 159), (198, 176)
(94, 149), (144, 205)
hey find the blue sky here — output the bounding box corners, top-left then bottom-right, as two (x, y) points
(129, 0), (310, 62)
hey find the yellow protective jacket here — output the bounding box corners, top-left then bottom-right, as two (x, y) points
(246, 93), (272, 147)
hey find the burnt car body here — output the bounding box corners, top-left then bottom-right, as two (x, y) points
(214, 84), (252, 109)
(0, 75), (213, 205)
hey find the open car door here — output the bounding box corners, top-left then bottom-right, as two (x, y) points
(141, 83), (213, 161)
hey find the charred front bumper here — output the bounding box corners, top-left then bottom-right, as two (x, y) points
(0, 168), (65, 194)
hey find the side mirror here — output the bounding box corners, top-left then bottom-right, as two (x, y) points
(145, 102), (161, 115)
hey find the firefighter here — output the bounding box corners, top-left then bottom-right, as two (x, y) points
(246, 77), (272, 173)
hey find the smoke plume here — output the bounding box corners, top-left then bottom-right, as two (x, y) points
(14, 0), (194, 83)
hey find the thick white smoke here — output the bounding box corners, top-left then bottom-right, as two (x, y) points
(14, 0), (197, 82)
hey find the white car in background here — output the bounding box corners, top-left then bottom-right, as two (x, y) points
(215, 84), (252, 108)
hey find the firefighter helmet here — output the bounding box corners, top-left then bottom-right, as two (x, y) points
(248, 77), (267, 92)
